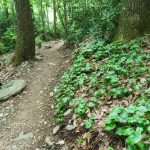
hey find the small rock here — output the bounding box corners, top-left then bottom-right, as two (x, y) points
(0, 113), (4, 118)
(53, 125), (60, 135)
(48, 62), (56, 66)
(45, 136), (54, 147)
(27, 68), (31, 74)
(21, 61), (28, 68)
(66, 125), (75, 131)
(35, 55), (42, 60)
(44, 121), (47, 125)
(37, 68), (42, 71)
(64, 109), (72, 116)
(40, 91), (43, 94)
(57, 140), (65, 145)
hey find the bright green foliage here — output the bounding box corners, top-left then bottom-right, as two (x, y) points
(64, 0), (121, 43)
(0, 0), (16, 53)
(35, 36), (42, 47)
(84, 115), (96, 129)
(0, 0), (52, 54)
(54, 36), (150, 134)
(105, 98), (150, 149)
(2, 26), (16, 51)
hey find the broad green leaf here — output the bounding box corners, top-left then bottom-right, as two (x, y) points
(126, 127), (143, 145)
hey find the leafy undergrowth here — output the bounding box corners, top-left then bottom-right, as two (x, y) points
(54, 37), (150, 149)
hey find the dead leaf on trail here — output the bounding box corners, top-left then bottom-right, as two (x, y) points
(51, 105), (54, 109)
(50, 92), (55, 97)
(87, 110), (92, 117)
(65, 60), (70, 63)
(140, 77), (146, 84)
(83, 132), (91, 143)
(81, 93), (86, 98)
(122, 100), (129, 106)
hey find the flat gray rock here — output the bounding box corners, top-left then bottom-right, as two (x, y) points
(45, 136), (55, 147)
(0, 80), (27, 101)
(66, 125), (76, 131)
(14, 132), (33, 141)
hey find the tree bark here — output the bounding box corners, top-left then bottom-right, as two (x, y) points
(63, 0), (68, 38)
(4, 3), (9, 28)
(40, 0), (47, 41)
(53, 0), (57, 39)
(14, 0), (35, 65)
(45, 2), (51, 34)
(56, 1), (65, 33)
(116, 0), (150, 41)
(11, 1), (16, 34)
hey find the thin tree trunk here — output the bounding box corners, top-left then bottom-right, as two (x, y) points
(40, 0), (47, 41)
(53, 0), (57, 39)
(3, 0), (9, 28)
(63, 0), (68, 38)
(4, 6), (9, 27)
(116, 0), (150, 41)
(11, 1), (16, 34)
(56, 2), (65, 32)
(14, 0), (35, 65)
(45, 3), (51, 34)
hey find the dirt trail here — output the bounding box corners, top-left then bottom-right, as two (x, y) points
(0, 41), (70, 150)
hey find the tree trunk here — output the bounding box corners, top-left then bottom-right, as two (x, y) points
(14, 0), (35, 65)
(11, 1), (16, 34)
(45, 2), (51, 34)
(56, 1), (65, 33)
(116, 0), (150, 41)
(40, 0), (47, 41)
(53, 0), (57, 39)
(4, 3), (9, 28)
(63, 0), (68, 38)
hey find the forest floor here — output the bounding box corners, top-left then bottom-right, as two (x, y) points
(0, 40), (72, 150)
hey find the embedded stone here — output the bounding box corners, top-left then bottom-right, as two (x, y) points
(0, 80), (27, 101)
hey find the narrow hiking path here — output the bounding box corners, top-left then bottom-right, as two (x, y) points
(0, 41), (71, 150)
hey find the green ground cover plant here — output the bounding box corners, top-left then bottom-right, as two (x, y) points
(54, 36), (150, 149)
(105, 98), (150, 149)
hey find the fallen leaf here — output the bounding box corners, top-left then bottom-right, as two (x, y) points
(83, 132), (91, 143)
(50, 92), (54, 97)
